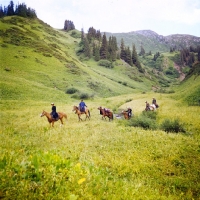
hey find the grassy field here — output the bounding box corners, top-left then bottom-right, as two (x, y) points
(0, 90), (200, 199)
(0, 16), (200, 199)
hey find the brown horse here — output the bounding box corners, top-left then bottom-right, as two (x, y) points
(40, 110), (67, 127)
(122, 111), (131, 120)
(98, 107), (113, 121)
(72, 106), (90, 121)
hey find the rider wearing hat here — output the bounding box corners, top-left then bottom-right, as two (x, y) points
(145, 101), (150, 111)
(125, 107), (132, 118)
(51, 103), (58, 119)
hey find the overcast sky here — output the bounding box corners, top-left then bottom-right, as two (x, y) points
(2, 0), (200, 36)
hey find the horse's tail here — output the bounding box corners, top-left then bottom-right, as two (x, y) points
(88, 110), (90, 117)
(110, 112), (113, 120)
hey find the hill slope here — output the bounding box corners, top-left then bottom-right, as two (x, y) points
(105, 30), (200, 53)
(0, 16), (157, 101)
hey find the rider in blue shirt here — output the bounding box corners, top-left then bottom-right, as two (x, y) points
(79, 99), (87, 112)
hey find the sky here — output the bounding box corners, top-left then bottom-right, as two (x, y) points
(2, 0), (200, 36)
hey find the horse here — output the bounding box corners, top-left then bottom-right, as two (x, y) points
(72, 106), (90, 121)
(98, 107), (113, 121)
(122, 110), (132, 120)
(40, 110), (67, 127)
(145, 104), (156, 111)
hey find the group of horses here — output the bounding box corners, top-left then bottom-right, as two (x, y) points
(41, 102), (159, 127)
(40, 105), (131, 127)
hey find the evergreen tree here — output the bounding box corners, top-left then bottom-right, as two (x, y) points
(94, 46), (100, 61)
(107, 36), (117, 61)
(7, 1), (14, 16)
(17, 3), (27, 17)
(120, 38), (126, 61)
(96, 30), (101, 42)
(125, 46), (132, 66)
(188, 52), (195, 67)
(0, 6), (4, 17)
(81, 28), (84, 42)
(198, 46), (200, 61)
(64, 20), (75, 31)
(139, 45), (145, 56)
(132, 44), (138, 64)
(100, 33), (108, 59)
(83, 37), (91, 58)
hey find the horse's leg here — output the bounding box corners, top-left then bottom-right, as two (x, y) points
(60, 118), (63, 127)
(79, 114), (82, 121)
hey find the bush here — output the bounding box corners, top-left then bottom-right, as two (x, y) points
(66, 87), (78, 94)
(98, 60), (113, 68)
(126, 115), (157, 130)
(71, 92), (90, 99)
(160, 118), (186, 133)
(142, 110), (157, 120)
(79, 93), (89, 99)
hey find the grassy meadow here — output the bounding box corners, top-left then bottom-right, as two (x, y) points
(1, 91), (200, 199)
(0, 16), (200, 199)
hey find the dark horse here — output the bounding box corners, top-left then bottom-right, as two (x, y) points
(72, 106), (90, 121)
(98, 107), (113, 121)
(40, 110), (67, 127)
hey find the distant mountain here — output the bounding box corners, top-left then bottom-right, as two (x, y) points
(105, 30), (200, 54)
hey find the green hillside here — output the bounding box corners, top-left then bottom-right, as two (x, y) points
(1, 16), (165, 102)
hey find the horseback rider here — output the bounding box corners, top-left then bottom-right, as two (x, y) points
(79, 99), (87, 112)
(125, 107), (132, 118)
(145, 101), (150, 111)
(51, 103), (58, 119)
(152, 97), (159, 108)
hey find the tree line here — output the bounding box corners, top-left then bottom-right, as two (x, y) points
(79, 27), (143, 72)
(0, 1), (37, 18)
(170, 45), (200, 67)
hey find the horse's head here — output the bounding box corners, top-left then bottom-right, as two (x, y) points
(98, 106), (102, 110)
(40, 110), (46, 117)
(72, 105), (78, 112)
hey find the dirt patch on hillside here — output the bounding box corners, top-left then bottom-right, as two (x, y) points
(174, 63), (185, 81)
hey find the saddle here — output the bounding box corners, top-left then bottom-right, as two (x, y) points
(80, 107), (85, 112)
(104, 108), (111, 114)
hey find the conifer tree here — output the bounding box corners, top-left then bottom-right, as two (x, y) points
(100, 33), (108, 59)
(125, 46), (133, 66)
(107, 36), (117, 61)
(7, 1), (14, 16)
(139, 45), (145, 56)
(94, 46), (100, 61)
(132, 44), (138, 64)
(120, 38), (126, 61)
(198, 46), (200, 61)
(96, 30), (101, 42)
(0, 6), (4, 17)
(81, 28), (84, 42)
(83, 37), (91, 58)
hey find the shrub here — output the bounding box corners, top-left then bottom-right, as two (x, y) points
(126, 115), (157, 130)
(160, 118), (186, 133)
(66, 87), (78, 94)
(71, 92), (90, 99)
(98, 60), (113, 68)
(142, 110), (157, 120)
(79, 93), (89, 99)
